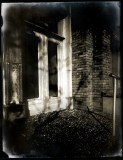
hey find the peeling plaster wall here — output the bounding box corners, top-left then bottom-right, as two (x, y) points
(2, 5), (24, 106)
(2, 3), (72, 117)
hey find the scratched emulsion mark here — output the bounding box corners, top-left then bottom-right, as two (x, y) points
(10, 65), (19, 104)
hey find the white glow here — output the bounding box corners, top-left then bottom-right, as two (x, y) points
(1, 3), (12, 32)
(10, 68), (19, 104)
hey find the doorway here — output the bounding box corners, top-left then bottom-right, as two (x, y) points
(23, 33), (39, 100)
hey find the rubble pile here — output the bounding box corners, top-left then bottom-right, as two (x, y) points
(4, 109), (121, 158)
(24, 109), (120, 157)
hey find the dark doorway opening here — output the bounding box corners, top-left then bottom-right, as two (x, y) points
(48, 41), (58, 97)
(23, 33), (39, 99)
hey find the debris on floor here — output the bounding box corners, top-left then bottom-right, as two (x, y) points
(3, 109), (122, 158)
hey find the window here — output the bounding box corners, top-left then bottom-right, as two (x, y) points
(48, 41), (58, 97)
(24, 33), (39, 99)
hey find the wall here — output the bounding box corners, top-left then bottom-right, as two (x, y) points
(103, 97), (121, 115)
(92, 29), (113, 111)
(72, 26), (113, 111)
(2, 4), (116, 117)
(72, 28), (93, 110)
(3, 6), (24, 105)
(2, 5), (28, 120)
(2, 4), (72, 118)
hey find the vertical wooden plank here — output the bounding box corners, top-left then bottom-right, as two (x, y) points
(19, 64), (23, 103)
(113, 78), (116, 136)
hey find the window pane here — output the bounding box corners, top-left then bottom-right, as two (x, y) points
(48, 41), (58, 97)
(23, 34), (39, 99)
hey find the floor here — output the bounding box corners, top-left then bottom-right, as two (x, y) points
(3, 108), (122, 158)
